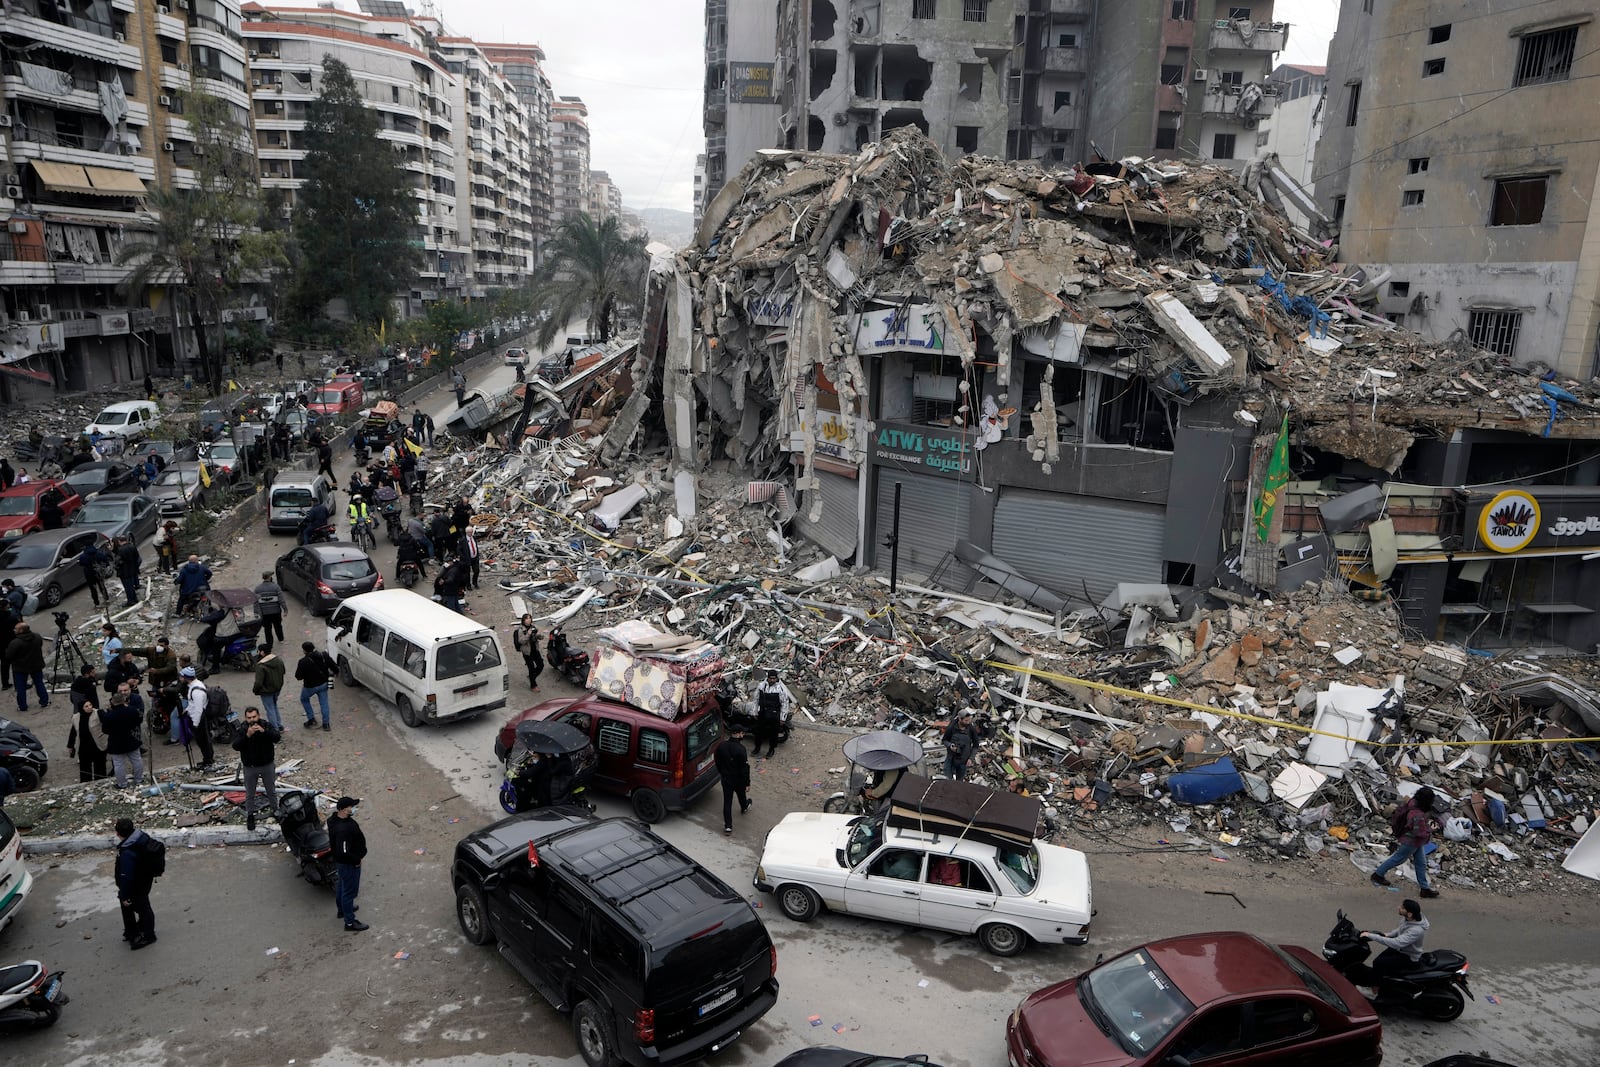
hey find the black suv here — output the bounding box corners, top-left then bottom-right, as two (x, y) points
(452, 810), (779, 1067)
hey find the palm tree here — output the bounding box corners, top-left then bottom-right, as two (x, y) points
(527, 213), (647, 349)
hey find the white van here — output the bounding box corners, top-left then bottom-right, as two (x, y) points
(267, 471), (334, 534)
(325, 589), (509, 727)
(0, 805), (33, 932)
(84, 400), (161, 440)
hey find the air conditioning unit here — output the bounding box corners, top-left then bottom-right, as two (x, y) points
(159, 95), (173, 107)
(3, 174), (17, 186)
(192, 144), (205, 155)
(1193, 69), (1210, 82)
(35, 305), (50, 319)
(178, 63), (190, 72)
(114, 31), (125, 42)
(7, 220), (25, 233)
(249, 50), (259, 58)
(163, 141), (176, 152)
(176, 0), (190, 9)
(4, 185), (21, 199)
(0, 116), (11, 127)
(157, 4), (168, 12)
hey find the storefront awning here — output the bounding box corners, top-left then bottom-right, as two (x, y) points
(85, 167), (147, 196)
(29, 161), (96, 195)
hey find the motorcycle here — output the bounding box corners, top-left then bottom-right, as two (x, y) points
(354, 441), (370, 466)
(0, 961), (68, 1031)
(1322, 910), (1472, 1021)
(545, 627), (591, 688)
(304, 523), (336, 545)
(499, 719), (598, 815)
(375, 486), (403, 543)
(398, 559), (421, 589)
(714, 679), (791, 746)
(0, 718), (48, 792)
(276, 786), (336, 887)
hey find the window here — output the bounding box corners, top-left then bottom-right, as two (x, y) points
(356, 619), (387, 654)
(1491, 176), (1548, 225)
(925, 856), (994, 892)
(1251, 999), (1317, 1045)
(1220, 70), (1243, 85)
(1423, 57), (1446, 76)
(1212, 133), (1236, 159)
(1408, 156), (1429, 174)
(1053, 90), (1072, 109)
(1345, 81), (1361, 125)
(1170, 0), (1194, 19)
(955, 126), (978, 153)
(384, 635), (425, 678)
(1227, 6), (1251, 18)
(1160, 63), (1187, 85)
(1058, 33), (1077, 48)
(1332, 195), (1346, 226)
(596, 718), (630, 755)
(434, 635), (501, 680)
(1174, 1006), (1246, 1060)
(912, 0), (935, 17)
(962, 0), (988, 22)
(1389, 281), (1411, 298)
(868, 849), (924, 880)
(1155, 126), (1178, 150)
(1514, 25), (1577, 86)
(1402, 189), (1425, 206)
(1468, 309), (1523, 357)
(1429, 24), (1452, 44)
(560, 711), (594, 734)
(637, 727), (669, 764)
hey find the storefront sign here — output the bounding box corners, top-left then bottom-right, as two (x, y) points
(854, 303), (945, 354)
(729, 62), (776, 104)
(745, 290), (795, 325)
(813, 410), (858, 462)
(98, 311), (130, 336)
(55, 264), (85, 282)
(1467, 488), (1600, 552)
(870, 421), (972, 476)
(1480, 490), (1539, 553)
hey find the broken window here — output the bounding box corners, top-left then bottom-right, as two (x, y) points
(1093, 372), (1172, 450)
(811, 0), (836, 41)
(1049, 147), (1066, 161)
(1408, 157), (1429, 174)
(1058, 32), (1077, 48)
(882, 46), (932, 101)
(1053, 90), (1072, 109)
(1429, 24), (1452, 44)
(1514, 25), (1577, 86)
(1345, 81), (1361, 125)
(1008, 71), (1022, 104)
(1161, 46), (1189, 86)
(959, 63), (984, 101)
(1212, 133), (1236, 160)
(808, 116), (825, 150)
(1021, 362), (1084, 443)
(1227, 6), (1251, 19)
(1170, 0), (1194, 19)
(1468, 309), (1522, 357)
(1401, 189), (1425, 206)
(963, 0), (989, 23)
(1490, 176), (1548, 225)
(882, 108), (929, 135)
(912, 0), (935, 18)
(1154, 118), (1179, 150)
(855, 48), (879, 97)
(810, 49), (838, 101)
(1332, 196), (1346, 226)
(1423, 57), (1446, 77)
(955, 126), (978, 154)
(1390, 281), (1411, 298)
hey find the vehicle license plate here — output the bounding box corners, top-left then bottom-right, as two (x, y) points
(45, 978), (60, 1001)
(698, 987), (736, 1017)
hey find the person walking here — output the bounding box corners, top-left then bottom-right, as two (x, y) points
(114, 536), (142, 606)
(0, 457), (13, 491)
(451, 368), (467, 406)
(512, 614), (543, 690)
(179, 666), (215, 770)
(315, 439), (337, 489)
(7, 621), (48, 712)
(252, 650), (286, 731)
(413, 450), (430, 492)
(231, 706), (281, 830)
(295, 641), (334, 731)
(114, 817), (159, 949)
(253, 571), (285, 652)
(461, 525), (481, 589)
(752, 670), (793, 759)
(101, 690), (145, 789)
(78, 539), (111, 607)
(941, 709), (982, 781)
(329, 796), (368, 931)
(154, 521), (179, 574)
(1372, 787), (1443, 898)
(715, 729), (753, 834)
(68, 696), (108, 782)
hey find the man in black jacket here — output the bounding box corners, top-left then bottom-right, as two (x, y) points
(113, 817), (157, 948)
(328, 796), (368, 931)
(6, 621), (48, 712)
(77, 540), (111, 607)
(113, 535), (142, 607)
(715, 730), (752, 834)
(69, 663), (100, 714)
(231, 706), (281, 830)
(294, 640), (333, 730)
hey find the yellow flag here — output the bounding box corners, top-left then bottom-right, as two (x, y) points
(198, 462), (212, 489)
(404, 437), (423, 458)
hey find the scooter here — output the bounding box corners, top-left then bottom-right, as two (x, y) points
(0, 961), (68, 1031)
(304, 523), (337, 545)
(276, 786), (336, 887)
(714, 680), (791, 746)
(397, 559), (421, 589)
(1322, 910), (1472, 1021)
(0, 718), (48, 792)
(545, 627), (591, 687)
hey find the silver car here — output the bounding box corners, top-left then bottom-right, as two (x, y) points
(0, 529), (113, 610)
(147, 462), (212, 518)
(70, 493), (160, 543)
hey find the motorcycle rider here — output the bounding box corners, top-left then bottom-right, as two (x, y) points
(299, 497), (330, 546)
(1358, 898), (1430, 992)
(396, 533), (428, 581)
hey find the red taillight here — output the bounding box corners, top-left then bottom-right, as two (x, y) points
(633, 1008), (655, 1044)
(373, 574), (385, 589)
(316, 580), (335, 596)
(669, 750), (685, 789)
(769, 945), (778, 977)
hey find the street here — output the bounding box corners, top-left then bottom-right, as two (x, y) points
(5, 344), (1599, 1067)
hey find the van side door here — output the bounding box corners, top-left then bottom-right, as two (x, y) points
(592, 716), (633, 795)
(382, 633), (425, 708)
(352, 616), (387, 690)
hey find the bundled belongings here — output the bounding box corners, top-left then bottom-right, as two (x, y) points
(886, 774), (1042, 850)
(586, 620), (728, 720)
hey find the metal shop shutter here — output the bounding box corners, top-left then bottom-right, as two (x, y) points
(795, 469), (860, 560)
(873, 472), (974, 585)
(991, 489), (1165, 603)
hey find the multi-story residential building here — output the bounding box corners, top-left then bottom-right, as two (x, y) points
(1258, 61), (1323, 222)
(702, 0), (779, 215)
(1314, 1), (1599, 378)
(588, 169), (621, 224)
(479, 41), (553, 262)
(0, 0), (257, 396)
(775, 0), (1015, 158)
(438, 36), (535, 299)
(550, 95), (589, 226)
(242, 3), (467, 314)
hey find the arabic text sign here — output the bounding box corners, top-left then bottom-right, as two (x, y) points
(870, 422), (972, 477)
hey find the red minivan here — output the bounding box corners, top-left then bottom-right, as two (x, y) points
(494, 693), (724, 824)
(306, 381), (364, 417)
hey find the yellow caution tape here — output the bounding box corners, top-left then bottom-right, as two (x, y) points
(985, 660), (1600, 749)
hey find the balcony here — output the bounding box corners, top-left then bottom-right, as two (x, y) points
(1199, 85), (1277, 120)
(154, 10), (186, 39)
(3, 4), (139, 69)
(1050, 0), (1092, 17)
(1209, 20), (1289, 55)
(1043, 48), (1088, 76)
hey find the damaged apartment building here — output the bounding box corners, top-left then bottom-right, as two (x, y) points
(620, 128), (1600, 657)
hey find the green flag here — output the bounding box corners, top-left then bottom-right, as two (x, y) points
(1253, 415), (1290, 542)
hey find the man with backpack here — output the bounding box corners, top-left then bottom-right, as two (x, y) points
(1372, 786), (1443, 898)
(114, 817), (162, 949)
(253, 572), (285, 653)
(179, 666), (216, 770)
(295, 640), (335, 731)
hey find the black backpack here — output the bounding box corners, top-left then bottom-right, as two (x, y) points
(138, 835), (167, 879)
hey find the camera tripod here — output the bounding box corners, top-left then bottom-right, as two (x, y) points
(49, 612), (92, 686)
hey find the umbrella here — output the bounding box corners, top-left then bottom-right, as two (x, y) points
(843, 730), (924, 771)
(512, 719), (591, 756)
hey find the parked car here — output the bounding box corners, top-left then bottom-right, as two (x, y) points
(70, 493), (160, 543)
(63, 461), (141, 501)
(0, 481), (83, 540)
(199, 440), (245, 483)
(273, 406), (320, 446)
(503, 347), (528, 367)
(451, 809), (780, 1067)
(1006, 931), (1383, 1067)
(83, 400), (161, 440)
(306, 382), (364, 417)
(146, 462), (212, 518)
(197, 393), (260, 437)
(275, 542), (382, 616)
(138, 437), (199, 465)
(0, 803), (33, 932)
(494, 693), (724, 823)
(0, 529), (113, 609)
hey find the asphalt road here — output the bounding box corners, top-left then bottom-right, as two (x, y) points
(7, 342), (1599, 1067)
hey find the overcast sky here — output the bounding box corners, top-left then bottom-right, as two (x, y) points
(435, 0), (1337, 216)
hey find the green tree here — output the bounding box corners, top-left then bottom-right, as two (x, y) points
(290, 55), (420, 327)
(422, 300), (481, 364)
(526, 212), (647, 349)
(118, 90), (285, 394)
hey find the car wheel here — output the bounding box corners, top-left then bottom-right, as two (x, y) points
(978, 922), (1028, 957)
(1423, 987), (1466, 1022)
(42, 583), (63, 608)
(777, 884), (821, 923)
(396, 694), (422, 728)
(572, 1000), (620, 1067)
(337, 656), (356, 687)
(630, 788), (667, 824)
(304, 588), (318, 615)
(12, 765), (41, 792)
(454, 881), (494, 946)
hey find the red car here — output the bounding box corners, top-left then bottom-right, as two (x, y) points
(1007, 932), (1381, 1067)
(0, 481), (84, 540)
(306, 381), (364, 416)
